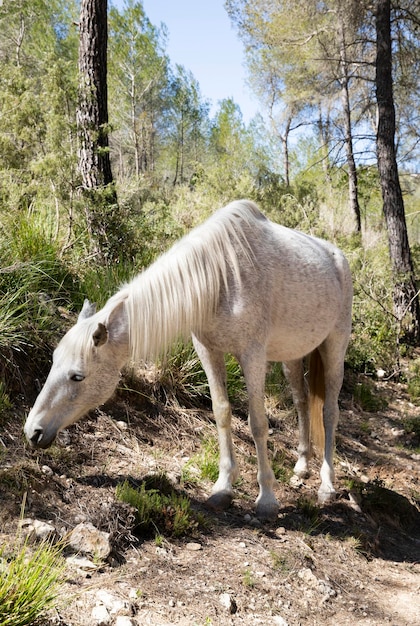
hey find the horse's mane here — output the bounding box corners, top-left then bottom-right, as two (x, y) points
(121, 200), (265, 362)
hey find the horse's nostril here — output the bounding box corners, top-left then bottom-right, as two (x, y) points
(30, 428), (43, 446)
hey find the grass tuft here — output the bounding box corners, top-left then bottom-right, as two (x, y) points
(116, 475), (207, 538)
(0, 538), (64, 626)
(181, 437), (219, 484)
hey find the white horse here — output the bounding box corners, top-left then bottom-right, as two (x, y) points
(24, 200), (353, 521)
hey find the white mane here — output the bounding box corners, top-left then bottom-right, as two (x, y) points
(121, 200), (264, 362)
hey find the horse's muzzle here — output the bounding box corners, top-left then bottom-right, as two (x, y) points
(26, 427), (55, 449)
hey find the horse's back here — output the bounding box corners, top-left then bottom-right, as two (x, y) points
(262, 222), (352, 360)
(203, 205), (352, 362)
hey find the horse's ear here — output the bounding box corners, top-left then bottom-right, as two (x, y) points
(105, 298), (128, 343)
(78, 299), (96, 322)
(92, 323), (108, 347)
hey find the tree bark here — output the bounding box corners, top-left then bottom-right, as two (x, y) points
(77, 0), (120, 262)
(375, 0), (420, 341)
(338, 13), (361, 233)
(77, 0), (113, 188)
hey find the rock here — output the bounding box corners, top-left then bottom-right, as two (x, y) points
(41, 464), (54, 476)
(68, 522), (111, 559)
(96, 589), (126, 615)
(91, 604), (111, 626)
(219, 592), (237, 614)
(115, 618), (137, 626)
(298, 568), (336, 599)
(66, 555), (99, 571)
(298, 567), (318, 586)
(186, 542), (202, 551)
(318, 580), (337, 598)
(19, 518), (57, 542)
(273, 617), (289, 626)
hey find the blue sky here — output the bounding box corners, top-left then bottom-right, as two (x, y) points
(112, 0), (260, 123)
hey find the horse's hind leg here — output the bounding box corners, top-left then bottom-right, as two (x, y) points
(318, 337), (347, 504)
(192, 334), (239, 511)
(241, 349), (278, 521)
(317, 336), (347, 504)
(283, 359), (311, 479)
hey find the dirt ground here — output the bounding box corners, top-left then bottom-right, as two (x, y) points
(0, 369), (419, 626)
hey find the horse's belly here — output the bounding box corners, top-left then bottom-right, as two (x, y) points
(266, 334), (324, 362)
(265, 314), (336, 362)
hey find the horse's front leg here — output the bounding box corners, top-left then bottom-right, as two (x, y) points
(282, 359), (311, 480)
(192, 335), (239, 511)
(242, 351), (278, 521)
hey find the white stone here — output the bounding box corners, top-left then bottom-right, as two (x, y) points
(186, 542), (202, 551)
(66, 555), (98, 571)
(91, 604), (111, 626)
(96, 589), (126, 614)
(298, 567), (318, 586)
(219, 592), (237, 614)
(19, 518), (56, 542)
(115, 617), (136, 626)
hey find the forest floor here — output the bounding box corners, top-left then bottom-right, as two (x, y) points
(0, 367), (419, 626)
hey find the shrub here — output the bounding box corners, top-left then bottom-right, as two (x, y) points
(156, 341), (246, 408)
(116, 476), (205, 538)
(407, 359), (420, 405)
(353, 380), (387, 412)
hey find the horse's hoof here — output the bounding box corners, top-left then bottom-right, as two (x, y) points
(293, 460), (311, 479)
(317, 489), (336, 505)
(205, 491), (233, 512)
(293, 469), (311, 481)
(255, 501), (279, 522)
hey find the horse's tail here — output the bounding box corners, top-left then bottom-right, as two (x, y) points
(308, 348), (325, 455)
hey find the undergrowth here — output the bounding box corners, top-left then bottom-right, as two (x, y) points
(0, 538), (64, 626)
(116, 474), (207, 539)
(181, 437), (220, 484)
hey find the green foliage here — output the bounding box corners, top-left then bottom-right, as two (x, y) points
(272, 450), (293, 483)
(116, 475), (205, 538)
(182, 437), (220, 484)
(296, 497), (322, 535)
(352, 381), (387, 413)
(402, 415), (420, 452)
(265, 362), (293, 408)
(344, 240), (400, 373)
(407, 359), (420, 405)
(270, 550), (291, 573)
(242, 568), (256, 588)
(157, 342), (245, 407)
(0, 382), (12, 424)
(0, 212), (80, 391)
(0, 539), (64, 626)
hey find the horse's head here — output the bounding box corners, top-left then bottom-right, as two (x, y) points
(24, 298), (129, 449)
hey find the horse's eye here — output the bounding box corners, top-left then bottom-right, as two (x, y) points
(70, 374), (85, 382)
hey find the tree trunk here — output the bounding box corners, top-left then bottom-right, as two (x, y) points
(280, 114), (292, 188)
(77, 0), (113, 189)
(338, 14), (361, 233)
(375, 0), (420, 341)
(77, 0), (119, 262)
